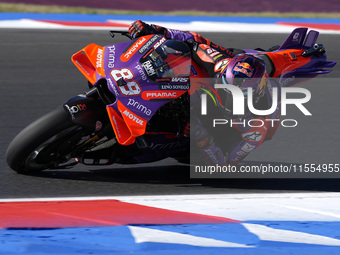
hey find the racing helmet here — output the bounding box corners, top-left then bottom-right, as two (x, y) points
(218, 54), (267, 114)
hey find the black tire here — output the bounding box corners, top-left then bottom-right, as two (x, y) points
(6, 107), (78, 174)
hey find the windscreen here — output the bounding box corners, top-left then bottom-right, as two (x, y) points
(140, 39), (192, 81)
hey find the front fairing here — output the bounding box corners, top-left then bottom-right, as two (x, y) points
(100, 35), (192, 145)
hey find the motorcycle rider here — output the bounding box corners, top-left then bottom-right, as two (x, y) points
(129, 20), (281, 166)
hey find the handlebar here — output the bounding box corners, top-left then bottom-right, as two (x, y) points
(109, 30), (133, 40)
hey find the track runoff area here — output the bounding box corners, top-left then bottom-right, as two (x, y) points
(1, 13), (340, 254)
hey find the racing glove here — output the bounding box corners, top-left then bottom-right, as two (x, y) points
(128, 20), (167, 38)
(128, 20), (156, 38)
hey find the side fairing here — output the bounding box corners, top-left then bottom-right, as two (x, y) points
(71, 43), (106, 85)
(103, 35), (191, 145)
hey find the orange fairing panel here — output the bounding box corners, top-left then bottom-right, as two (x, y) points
(265, 49), (310, 78)
(71, 43), (105, 85)
(106, 101), (147, 146)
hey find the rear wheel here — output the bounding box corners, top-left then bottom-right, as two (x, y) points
(6, 107), (86, 174)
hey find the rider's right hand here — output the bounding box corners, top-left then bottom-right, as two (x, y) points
(128, 20), (156, 38)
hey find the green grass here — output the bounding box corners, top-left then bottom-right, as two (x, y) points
(0, 3), (340, 18)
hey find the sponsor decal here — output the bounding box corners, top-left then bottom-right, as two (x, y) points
(95, 121), (102, 131)
(233, 62), (253, 77)
(138, 34), (161, 54)
(107, 45), (116, 68)
(66, 104), (87, 114)
(135, 63), (148, 81)
(158, 77), (190, 90)
(236, 150), (248, 157)
(121, 37), (147, 62)
(234, 143), (256, 161)
(107, 78), (119, 96)
(241, 143), (256, 153)
(210, 51), (219, 58)
(127, 98), (152, 116)
(111, 115), (121, 139)
(159, 84), (190, 90)
(171, 77), (189, 83)
(207, 48), (220, 58)
(293, 32), (300, 41)
(96, 48), (103, 68)
(153, 37), (166, 50)
(142, 60), (156, 77)
(203, 148), (219, 164)
(122, 109), (144, 126)
(214, 59), (230, 72)
(242, 131), (263, 142)
(142, 90), (185, 100)
(64, 104), (87, 120)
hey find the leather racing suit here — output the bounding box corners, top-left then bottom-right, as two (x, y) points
(129, 21), (281, 166)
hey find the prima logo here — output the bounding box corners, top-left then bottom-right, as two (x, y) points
(127, 98), (152, 116)
(107, 45), (116, 68)
(135, 64), (147, 81)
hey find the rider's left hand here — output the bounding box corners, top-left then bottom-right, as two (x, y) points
(128, 20), (156, 38)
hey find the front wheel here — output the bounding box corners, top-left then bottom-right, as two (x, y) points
(6, 107), (84, 174)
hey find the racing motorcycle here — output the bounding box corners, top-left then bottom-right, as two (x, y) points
(6, 28), (336, 174)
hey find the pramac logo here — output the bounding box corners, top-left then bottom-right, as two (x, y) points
(142, 90), (186, 100)
(120, 37), (147, 62)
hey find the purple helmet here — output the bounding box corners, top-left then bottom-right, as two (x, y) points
(219, 54), (267, 107)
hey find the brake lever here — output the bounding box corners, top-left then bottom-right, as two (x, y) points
(109, 30), (133, 40)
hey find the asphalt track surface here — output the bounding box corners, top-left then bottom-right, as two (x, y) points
(1, 28), (340, 199)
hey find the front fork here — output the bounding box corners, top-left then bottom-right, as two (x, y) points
(62, 86), (117, 165)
